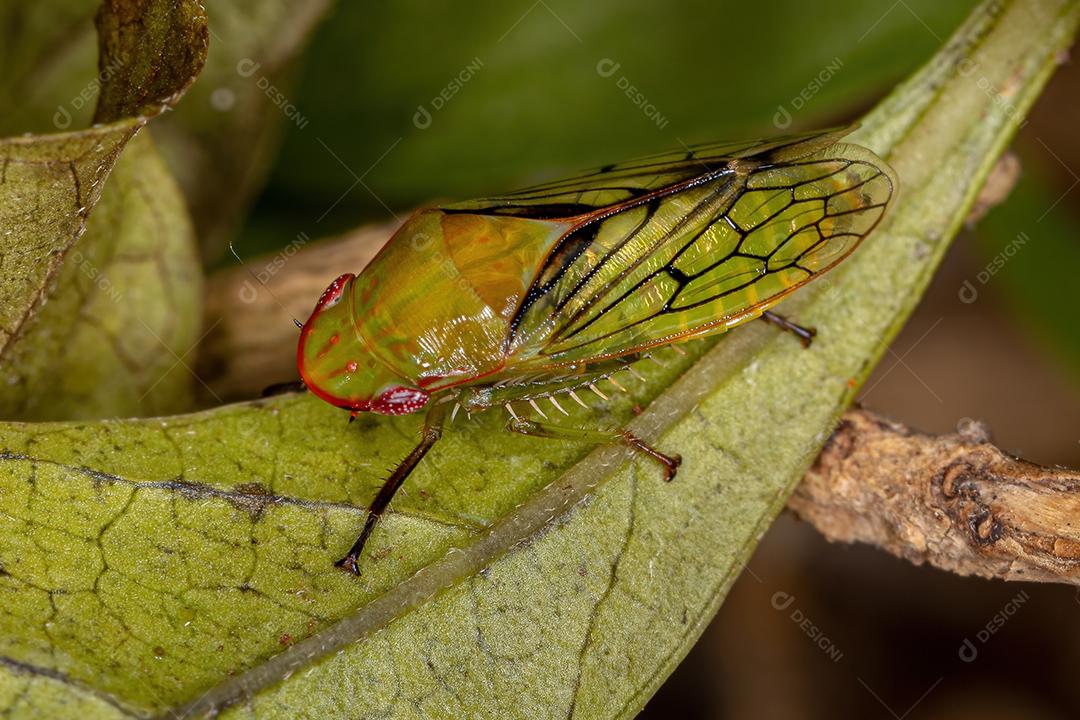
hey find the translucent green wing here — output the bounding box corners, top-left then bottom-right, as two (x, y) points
(450, 127), (852, 221)
(452, 128), (896, 370)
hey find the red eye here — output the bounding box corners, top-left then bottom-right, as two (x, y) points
(315, 273), (354, 312)
(370, 386), (430, 415)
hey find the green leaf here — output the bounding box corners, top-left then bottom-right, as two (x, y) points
(0, 0), (1075, 717)
(0, 0), (208, 421)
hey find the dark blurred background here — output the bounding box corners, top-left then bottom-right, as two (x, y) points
(212, 1), (1079, 718)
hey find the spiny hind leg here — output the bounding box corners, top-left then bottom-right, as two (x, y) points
(506, 414), (681, 481)
(761, 310), (816, 348)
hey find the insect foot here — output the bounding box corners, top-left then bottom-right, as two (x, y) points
(761, 310), (817, 348)
(334, 553), (362, 576)
(622, 432), (682, 481)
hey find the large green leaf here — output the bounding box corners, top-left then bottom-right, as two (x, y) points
(0, 0), (1075, 717)
(0, 0), (207, 420)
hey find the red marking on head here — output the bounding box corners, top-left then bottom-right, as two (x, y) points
(316, 273), (353, 310)
(298, 273), (428, 418)
(298, 273), (358, 409)
(317, 329), (343, 360)
(370, 386), (430, 415)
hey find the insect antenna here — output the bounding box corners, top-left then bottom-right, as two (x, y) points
(228, 240), (305, 331)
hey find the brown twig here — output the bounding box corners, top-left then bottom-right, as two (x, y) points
(791, 408), (1080, 585)
(199, 226), (1080, 587)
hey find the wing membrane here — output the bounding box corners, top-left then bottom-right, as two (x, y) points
(447, 128), (896, 370)
(448, 127), (852, 220)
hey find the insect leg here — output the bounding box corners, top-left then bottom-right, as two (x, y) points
(260, 380), (307, 397)
(507, 417), (681, 481)
(334, 402), (447, 576)
(760, 310), (817, 348)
